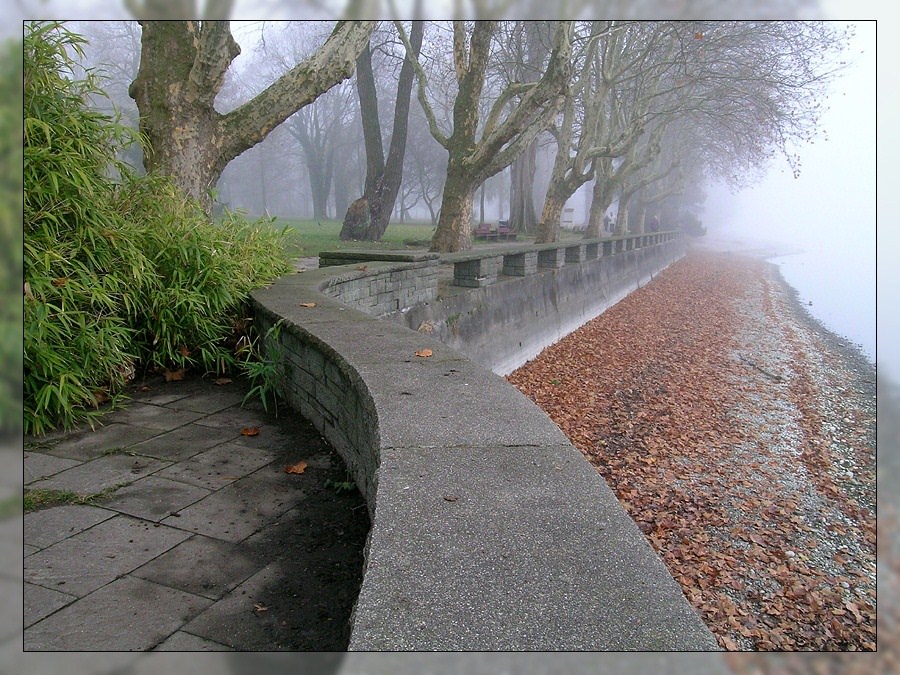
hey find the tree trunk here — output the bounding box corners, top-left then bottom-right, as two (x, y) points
(585, 171), (616, 238)
(129, 20), (374, 214)
(535, 182), (570, 243)
(430, 172), (473, 252)
(509, 143), (538, 233)
(615, 192), (631, 235)
(479, 183), (486, 223)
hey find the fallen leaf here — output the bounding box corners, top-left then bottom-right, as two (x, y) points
(163, 368), (186, 382)
(299, 302), (317, 308)
(51, 277), (68, 287)
(24, 281), (34, 300)
(178, 345), (191, 358)
(253, 602), (268, 613)
(240, 427), (260, 437)
(357, 265), (368, 271)
(415, 348), (433, 358)
(443, 495), (458, 502)
(214, 377), (233, 386)
(285, 460), (308, 474)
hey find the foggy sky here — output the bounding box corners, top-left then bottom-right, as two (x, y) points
(703, 18), (887, 377)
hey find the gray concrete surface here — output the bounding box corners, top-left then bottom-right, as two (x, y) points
(249, 245), (721, 651)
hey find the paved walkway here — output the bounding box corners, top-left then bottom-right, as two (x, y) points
(21, 374), (369, 652)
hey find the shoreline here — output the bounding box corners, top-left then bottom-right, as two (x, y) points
(508, 247), (877, 650)
(694, 236), (876, 371)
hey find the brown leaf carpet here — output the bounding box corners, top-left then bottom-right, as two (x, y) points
(507, 249), (877, 653)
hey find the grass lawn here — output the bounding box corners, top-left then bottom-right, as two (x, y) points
(266, 218), (437, 259)
(256, 216), (583, 261)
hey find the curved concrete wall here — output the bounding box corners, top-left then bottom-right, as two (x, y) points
(249, 236), (716, 650)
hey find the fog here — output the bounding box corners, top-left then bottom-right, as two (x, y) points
(702, 20), (883, 375)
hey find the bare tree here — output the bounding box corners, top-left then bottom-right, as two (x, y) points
(582, 20), (849, 237)
(340, 20), (424, 241)
(397, 20), (573, 252)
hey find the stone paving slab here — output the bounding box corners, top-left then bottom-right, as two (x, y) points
(22, 504), (114, 550)
(26, 453), (171, 494)
(23, 582), (77, 628)
(153, 630), (234, 651)
(23, 576), (213, 651)
(107, 402), (208, 431)
(180, 559), (347, 651)
(23, 452), (81, 484)
(100, 475), (212, 522)
(126, 424), (241, 462)
(192, 406), (269, 431)
(163, 388), (248, 414)
(153, 442), (277, 491)
(25, 515), (191, 597)
(159, 469), (308, 542)
(132, 534), (262, 600)
(35, 423), (162, 461)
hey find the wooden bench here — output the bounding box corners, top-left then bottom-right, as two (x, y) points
(473, 221), (518, 241)
(473, 223), (498, 240)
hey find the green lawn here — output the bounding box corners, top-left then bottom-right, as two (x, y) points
(257, 216), (584, 260)
(266, 218), (437, 259)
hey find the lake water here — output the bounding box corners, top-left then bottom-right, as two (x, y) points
(768, 249), (876, 366)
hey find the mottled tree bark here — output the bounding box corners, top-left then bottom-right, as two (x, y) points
(430, 170), (474, 252)
(509, 144), (537, 233)
(129, 20), (374, 213)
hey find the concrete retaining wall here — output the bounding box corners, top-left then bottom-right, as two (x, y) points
(249, 234), (717, 650)
(396, 241), (684, 375)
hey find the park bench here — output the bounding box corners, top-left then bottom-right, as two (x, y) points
(474, 221), (518, 241)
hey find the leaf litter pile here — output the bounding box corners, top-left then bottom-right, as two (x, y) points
(508, 250), (877, 652)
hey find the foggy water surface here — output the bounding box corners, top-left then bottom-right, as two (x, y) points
(769, 248), (875, 365)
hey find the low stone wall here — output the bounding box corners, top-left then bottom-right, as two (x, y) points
(249, 233), (716, 650)
(317, 251), (440, 317)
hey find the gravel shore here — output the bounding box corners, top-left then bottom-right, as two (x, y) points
(508, 244), (877, 653)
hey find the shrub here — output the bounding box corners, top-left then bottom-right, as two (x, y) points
(23, 22), (290, 435)
(118, 177), (291, 375)
(0, 37), (23, 436)
(24, 22), (149, 434)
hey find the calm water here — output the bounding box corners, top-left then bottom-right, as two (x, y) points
(769, 249), (876, 365)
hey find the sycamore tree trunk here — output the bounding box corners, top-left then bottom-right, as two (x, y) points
(536, 179), (573, 243)
(509, 144), (538, 234)
(129, 20), (374, 214)
(585, 163), (617, 237)
(615, 190), (634, 235)
(431, 168), (475, 252)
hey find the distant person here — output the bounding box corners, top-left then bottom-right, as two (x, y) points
(649, 215), (660, 232)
